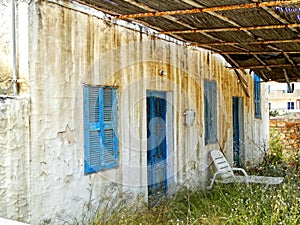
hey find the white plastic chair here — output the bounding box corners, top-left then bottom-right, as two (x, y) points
(207, 150), (283, 190)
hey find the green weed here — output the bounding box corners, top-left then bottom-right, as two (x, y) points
(90, 135), (299, 225)
(90, 163), (299, 225)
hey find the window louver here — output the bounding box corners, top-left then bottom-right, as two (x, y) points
(84, 85), (119, 174)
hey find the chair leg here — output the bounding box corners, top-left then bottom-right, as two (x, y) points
(207, 177), (216, 190)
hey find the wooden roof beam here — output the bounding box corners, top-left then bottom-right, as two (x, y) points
(261, 6), (300, 34)
(216, 51), (300, 54)
(192, 38), (300, 46)
(114, 1), (300, 19)
(234, 69), (250, 98)
(283, 68), (293, 92)
(266, 45), (297, 67)
(121, 0), (248, 49)
(160, 23), (300, 34)
(122, 0), (199, 30)
(283, 52), (296, 67)
(228, 63), (300, 69)
(194, 44), (252, 54)
(180, 0), (258, 53)
(258, 71), (269, 81)
(181, 0), (246, 28)
(224, 54), (247, 75)
(182, 0), (276, 75)
(181, 0), (257, 42)
(253, 54), (272, 71)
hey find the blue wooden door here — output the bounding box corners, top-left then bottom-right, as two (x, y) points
(147, 91), (167, 206)
(232, 97), (244, 166)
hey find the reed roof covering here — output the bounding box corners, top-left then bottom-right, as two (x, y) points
(76, 0), (300, 82)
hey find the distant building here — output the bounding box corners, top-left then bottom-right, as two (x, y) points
(268, 81), (300, 115)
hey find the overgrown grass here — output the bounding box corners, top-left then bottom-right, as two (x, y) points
(90, 162), (299, 225)
(91, 143), (300, 225)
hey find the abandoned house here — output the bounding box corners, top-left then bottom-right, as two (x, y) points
(1, 0), (300, 224)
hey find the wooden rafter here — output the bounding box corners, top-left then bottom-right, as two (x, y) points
(182, 0), (257, 39)
(191, 35), (252, 53)
(114, 0), (300, 19)
(224, 54), (241, 69)
(259, 71), (269, 81)
(181, 0), (245, 28)
(121, 0), (196, 30)
(160, 23), (300, 34)
(260, 6), (300, 34)
(223, 54), (247, 75)
(120, 0), (242, 47)
(253, 54), (272, 71)
(192, 38), (300, 46)
(111, 0), (299, 75)
(283, 69), (293, 92)
(118, 0), (197, 44)
(234, 69), (250, 97)
(266, 45), (297, 67)
(181, 0), (274, 75)
(228, 63), (300, 69)
(258, 5), (300, 64)
(283, 52), (296, 67)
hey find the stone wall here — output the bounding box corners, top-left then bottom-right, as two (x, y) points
(269, 115), (300, 155)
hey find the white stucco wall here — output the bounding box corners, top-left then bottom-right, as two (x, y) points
(0, 1), (269, 224)
(0, 96), (30, 222)
(243, 82), (270, 166)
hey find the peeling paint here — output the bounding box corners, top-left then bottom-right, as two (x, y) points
(0, 96), (30, 222)
(57, 125), (76, 145)
(0, 1), (269, 224)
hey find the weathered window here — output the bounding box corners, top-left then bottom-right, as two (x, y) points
(254, 73), (261, 118)
(204, 80), (217, 145)
(287, 101), (295, 110)
(83, 85), (119, 174)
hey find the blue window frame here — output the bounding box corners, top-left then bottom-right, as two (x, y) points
(254, 74), (261, 118)
(204, 80), (217, 145)
(83, 85), (119, 174)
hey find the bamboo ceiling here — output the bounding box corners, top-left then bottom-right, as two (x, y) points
(75, 0), (300, 82)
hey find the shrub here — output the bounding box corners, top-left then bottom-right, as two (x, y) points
(269, 129), (284, 164)
(269, 109), (279, 117)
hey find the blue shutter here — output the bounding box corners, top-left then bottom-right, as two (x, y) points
(204, 80), (217, 144)
(211, 81), (217, 143)
(84, 86), (102, 174)
(204, 81), (210, 144)
(100, 87), (119, 169)
(84, 86), (119, 174)
(254, 74), (261, 118)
